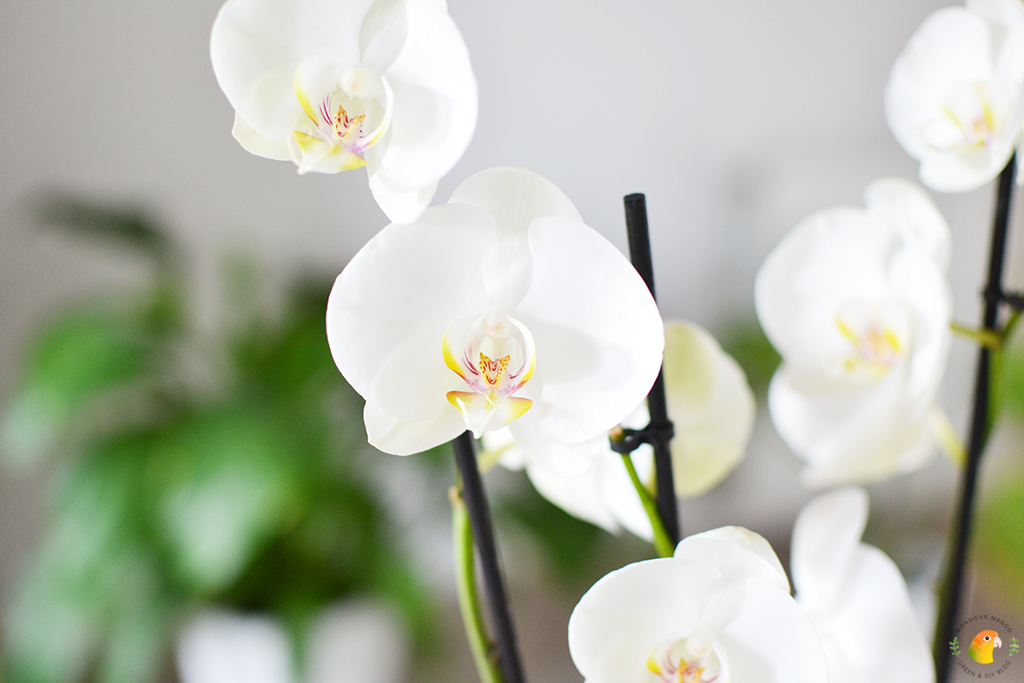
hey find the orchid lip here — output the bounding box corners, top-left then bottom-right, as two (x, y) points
(442, 311), (536, 436)
(646, 635), (723, 683)
(290, 62), (394, 173)
(827, 299), (910, 382)
(921, 80), (1008, 153)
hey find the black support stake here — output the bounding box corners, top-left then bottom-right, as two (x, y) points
(452, 431), (526, 683)
(934, 154), (1016, 683)
(624, 193), (680, 545)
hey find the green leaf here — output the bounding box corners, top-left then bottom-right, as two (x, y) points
(148, 408), (304, 597)
(3, 435), (163, 683)
(975, 474), (1024, 613)
(998, 327), (1024, 421)
(1, 307), (159, 468)
(31, 191), (170, 261)
(93, 586), (170, 683)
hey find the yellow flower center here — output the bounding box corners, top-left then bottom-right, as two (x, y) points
(829, 300), (910, 382)
(923, 80), (1008, 152)
(290, 63), (393, 174)
(442, 311), (535, 436)
(646, 635), (722, 683)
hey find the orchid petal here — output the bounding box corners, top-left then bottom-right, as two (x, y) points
(792, 489), (934, 683)
(358, 0), (407, 71)
(524, 451), (625, 534)
(211, 0), (370, 140)
(769, 365), (935, 487)
(864, 177), (951, 269)
(677, 528), (790, 594)
(507, 420), (606, 478)
(211, 0), (475, 222)
(492, 321), (749, 540)
(488, 405), (654, 538)
(449, 167), (581, 309)
(663, 322), (755, 497)
(889, 248), (953, 414)
(448, 166), (581, 227)
(886, 1), (1024, 191)
(919, 144), (1016, 192)
(330, 167), (661, 466)
(231, 113), (292, 161)
(814, 546), (934, 683)
(363, 389), (467, 455)
(756, 207), (892, 371)
(371, 181), (437, 224)
(568, 557), (718, 683)
(756, 179), (951, 487)
(790, 487), (868, 613)
(326, 203), (491, 423)
(716, 584), (829, 683)
(367, 0), (477, 198)
(290, 132), (369, 173)
(515, 216), (664, 444)
(569, 528), (828, 683)
(886, 9), (996, 158)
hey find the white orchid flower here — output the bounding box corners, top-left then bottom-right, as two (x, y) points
(886, 0), (1024, 192)
(755, 178), (953, 488)
(326, 167), (664, 476)
(792, 487), (934, 683)
(568, 527), (829, 683)
(176, 600), (409, 683)
(484, 320), (755, 540)
(210, 0), (477, 222)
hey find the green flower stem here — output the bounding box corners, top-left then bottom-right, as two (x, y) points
(951, 322), (1003, 349)
(450, 482), (503, 683)
(620, 454), (675, 558)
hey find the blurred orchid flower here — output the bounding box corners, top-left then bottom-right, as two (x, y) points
(755, 178), (953, 488)
(210, 0), (477, 222)
(792, 487), (934, 683)
(326, 167), (664, 476)
(886, 0), (1024, 192)
(176, 600), (409, 683)
(568, 527), (828, 683)
(484, 320), (755, 540)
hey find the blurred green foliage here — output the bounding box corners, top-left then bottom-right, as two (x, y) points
(719, 321), (780, 398)
(975, 473), (1024, 614)
(997, 316), (1024, 421)
(498, 480), (605, 590)
(0, 195), (428, 683)
(978, 319), (1024, 614)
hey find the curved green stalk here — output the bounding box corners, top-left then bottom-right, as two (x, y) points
(450, 484), (503, 683)
(620, 454), (675, 558)
(951, 322), (1003, 348)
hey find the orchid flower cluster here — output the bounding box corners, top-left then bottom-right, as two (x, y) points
(207, 0), (1024, 681)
